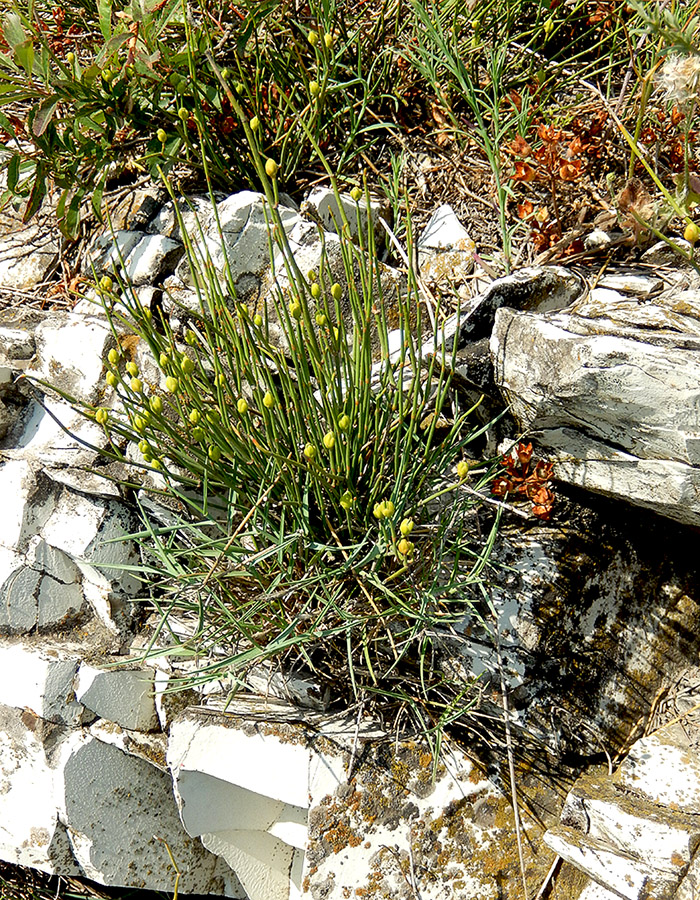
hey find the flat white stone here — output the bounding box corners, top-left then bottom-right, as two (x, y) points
(303, 186), (390, 244)
(36, 576), (85, 629)
(578, 879), (632, 900)
(168, 714), (312, 810)
(616, 732), (700, 814)
(200, 830), (304, 900)
(0, 640), (85, 725)
(544, 826), (677, 899)
(75, 664), (158, 731)
(41, 489), (140, 595)
(0, 459), (55, 553)
(419, 203), (475, 251)
(0, 326), (35, 361)
(562, 774), (700, 872)
(55, 731), (244, 894)
(543, 427), (700, 527)
(0, 703), (80, 874)
(125, 234), (183, 286)
(29, 314), (113, 405)
(28, 538), (80, 584)
(175, 191), (300, 288)
(88, 230), (144, 274)
(597, 273), (663, 295)
(0, 559), (40, 633)
(6, 397), (110, 479)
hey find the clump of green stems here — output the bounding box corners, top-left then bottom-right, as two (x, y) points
(40, 98), (501, 743)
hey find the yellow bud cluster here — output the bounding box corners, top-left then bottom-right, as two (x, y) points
(456, 460), (470, 480)
(397, 538), (415, 558)
(373, 499), (395, 520)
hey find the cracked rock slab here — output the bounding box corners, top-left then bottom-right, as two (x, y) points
(491, 291), (700, 524)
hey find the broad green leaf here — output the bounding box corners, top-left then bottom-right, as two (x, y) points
(23, 163), (46, 222)
(0, 109), (14, 137)
(56, 185), (69, 222)
(31, 96), (58, 136)
(13, 38), (34, 78)
(63, 191), (82, 239)
(97, 32), (130, 65)
(6, 153), (20, 192)
(1, 13), (26, 51)
(97, 0), (113, 40)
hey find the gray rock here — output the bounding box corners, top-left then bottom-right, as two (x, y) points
(173, 191), (300, 292)
(0, 202), (59, 291)
(55, 731), (244, 894)
(0, 703), (82, 874)
(490, 283), (700, 525)
(302, 185), (391, 245)
(125, 234), (184, 286)
(417, 204), (476, 301)
(88, 230), (144, 275)
(29, 313), (114, 406)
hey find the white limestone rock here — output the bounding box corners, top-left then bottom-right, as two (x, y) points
(418, 203), (476, 299)
(302, 185), (391, 244)
(0, 458), (56, 553)
(0, 703), (81, 874)
(75, 663), (158, 731)
(55, 731), (244, 895)
(88, 719), (167, 770)
(173, 191), (300, 291)
(0, 528), (87, 634)
(616, 732), (700, 814)
(578, 881), (628, 900)
(148, 194), (218, 241)
(543, 826), (678, 900)
(0, 325), (35, 363)
(541, 427), (700, 527)
(41, 487), (141, 597)
(597, 272), (663, 295)
(491, 288), (700, 524)
(0, 203), (59, 291)
(559, 769), (700, 872)
(168, 711), (311, 900)
(28, 313), (114, 406)
(125, 234), (184, 286)
(0, 639), (85, 725)
(2, 397), (112, 495)
(88, 230), (144, 275)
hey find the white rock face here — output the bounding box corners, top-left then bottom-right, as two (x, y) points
(29, 314), (113, 406)
(41, 488), (140, 597)
(0, 640), (85, 725)
(616, 732), (700, 813)
(491, 283), (700, 525)
(545, 729), (700, 898)
(418, 203), (476, 300)
(168, 712), (309, 900)
(75, 664), (158, 731)
(303, 186), (391, 244)
(54, 731), (244, 894)
(0, 205), (59, 291)
(125, 234), (183, 286)
(174, 191), (300, 290)
(0, 703), (81, 874)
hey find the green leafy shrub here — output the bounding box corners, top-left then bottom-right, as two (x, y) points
(0, 0), (398, 236)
